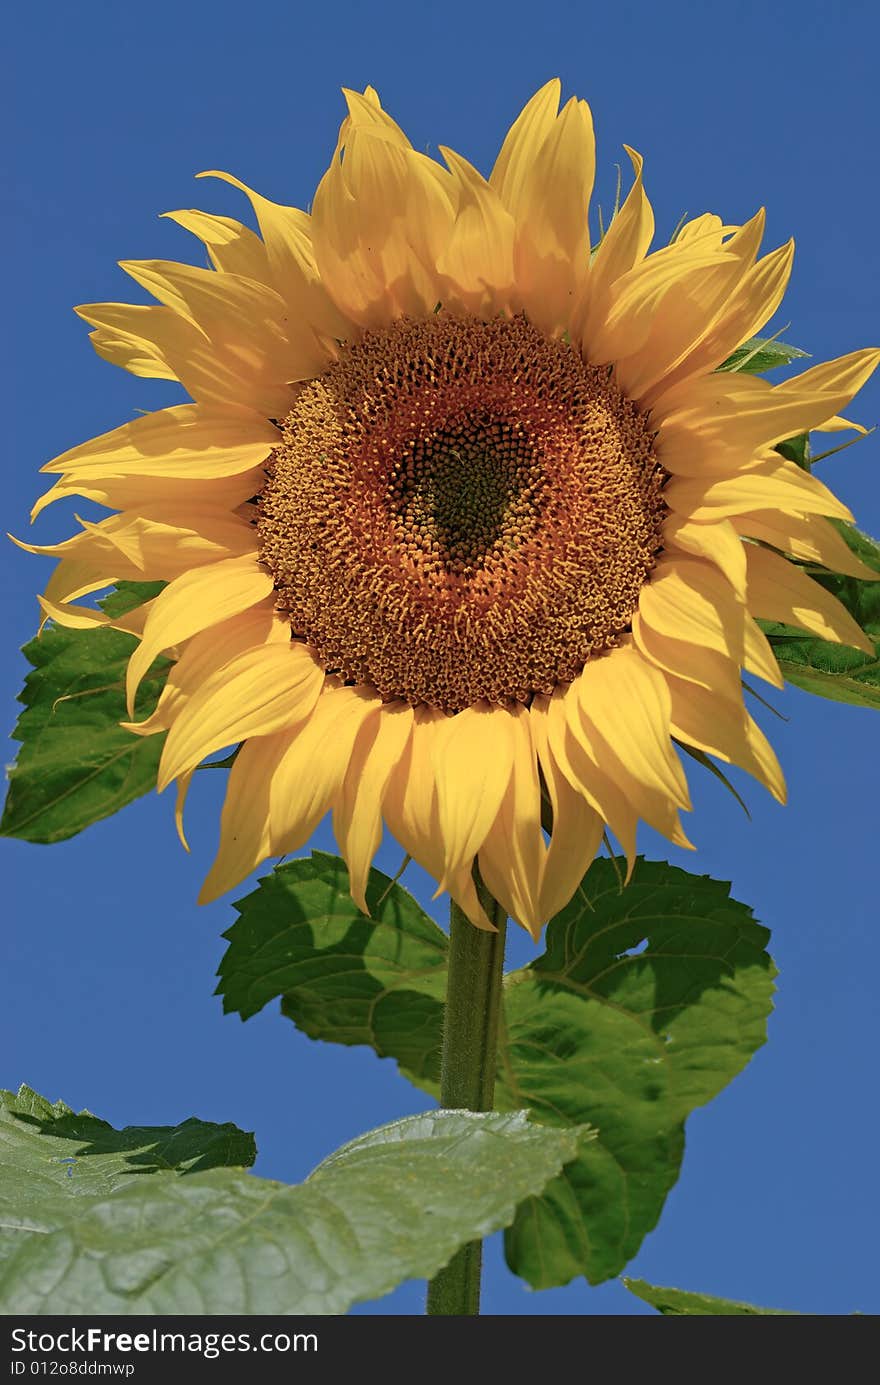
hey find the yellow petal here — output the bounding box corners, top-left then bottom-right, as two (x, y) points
(119, 257), (284, 340)
(157, 641), (324, 789)
(120, 256), (324, 390)
(77, 508), (256, 561)
(661, 515), (748, 598)
(21, 523), (237, 615)
(656, 354), (880, 465)
(643, 239), (793, 403)
(334, 701), (414, 912)
(775, 347), (880, 405)
(270, 683), (379, 856)
(341, 86), (413, 149)
(663, 454), (854, 522)
(632, 611), (745, 702)
(743, 617), (784, 688)
(383, 709), (493, 930)
(665, 672), (786, 802)
(637, 557), (745, 665)
(32, 469), (265, 523)
(613, 217), (769, 399)
(383, 707), (444, 873)
(436, 148), (516, 316)
(36, 593), (155, 636)
(508, 96), (596, 334)
(198, 730), (294, 904)
(126, 603), (287, 737)
(586, 241), (732, 366)
(198, 170), (352, 343)
(675, 213), (725, 243)
(722, 209), (768, 268)
(311, 129), (451, 327)
(745, 544), (873, 653)
(814, 413), (867, 434)
(544, 687), (637, 868)
(432, 701), (516, 884)
(732, 511), (880, 581)
(39, 563), (118, 609)
(478, 705), (545, 937)
(174, 771), (194, 851)
(42, 403), (278, 482)
(567, 670), (692, 851)
(574, 643), (690, 810)
(133, 510), (254, 569)
(530, 696), (604, 923)
(125, 554), (274, 715)
(75, 301), (194, 382)
(20, 513), (256, 616)
(490, 79), (562, 211)
(595, 147), (654, 275)
(35, 596), (112, 631)
(161, 209), (272, 282)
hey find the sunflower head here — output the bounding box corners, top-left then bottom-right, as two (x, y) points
(260, 312), (666, 713)
(24, 79), (879, 938)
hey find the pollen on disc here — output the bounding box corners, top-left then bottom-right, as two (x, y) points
(257, 313), (667, 713)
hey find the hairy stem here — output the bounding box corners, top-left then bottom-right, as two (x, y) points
(425, 881), (508, 1316)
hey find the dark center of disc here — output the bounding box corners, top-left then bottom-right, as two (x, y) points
(388, 412), (547, 577)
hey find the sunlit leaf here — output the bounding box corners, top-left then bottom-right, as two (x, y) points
(0, 1087), (585, 1315)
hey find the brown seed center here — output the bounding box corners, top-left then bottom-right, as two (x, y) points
(257, 313), (666, 713)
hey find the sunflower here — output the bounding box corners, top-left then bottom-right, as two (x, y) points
(20, 81), (879, 938)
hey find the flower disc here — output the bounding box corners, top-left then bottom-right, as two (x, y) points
(258, 313), (666, 712)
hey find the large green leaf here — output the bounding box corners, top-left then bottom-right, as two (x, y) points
(222, 854), (774, 1290)
(1, 582), (168, 842)
(719, 336), (808, 374)
(761, 523), (880, 710)
(0, 1085), (254, 1263)
(0, 1087), (586, 1315)
(498, 861), (774, 1288)
(218, 851), (448, 1084)
(623, 1278), (800, 1315)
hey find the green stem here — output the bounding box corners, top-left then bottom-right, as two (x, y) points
(425, 880), (508, 1317)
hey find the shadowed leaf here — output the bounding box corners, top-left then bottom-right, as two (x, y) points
(224, 854), (773, 1290)
(1, 582), (168, 842)
(218, 851), (448, 1084)
(761, 524), (880, 710)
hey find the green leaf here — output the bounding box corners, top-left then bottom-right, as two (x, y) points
(498, 860), (774, 1288)
(0, 1084), (255, 1262)
(761, 528), (880, 710)
(828, 519), (880, 574)
(225, 854), (773, 1290)
(218, 851), (448, 1085)
(776, 425), (875, 474)
(0, 1087), (586, 1315)
(623, 1278), (800, 1315)
(719, 337), (809, 374)
(1, 582), (168, 842)
(775, 431), (811, 469)
(99, 580), (167, 618)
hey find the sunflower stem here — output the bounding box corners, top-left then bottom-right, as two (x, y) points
(425, 880), (508, 1317)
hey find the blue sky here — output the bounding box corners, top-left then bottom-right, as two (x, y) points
(3, 0), (879, 1315)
